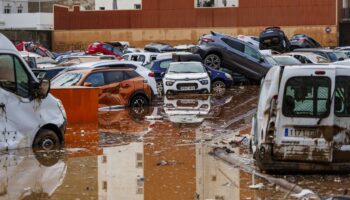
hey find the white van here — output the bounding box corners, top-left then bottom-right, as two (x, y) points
(252, 64), (350, 172)
(0, 34), (66, 151)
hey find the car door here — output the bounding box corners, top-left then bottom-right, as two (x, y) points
(220, 38), (246, 73)
(243, 45), (271, 78)
(0, 54), (37, 150)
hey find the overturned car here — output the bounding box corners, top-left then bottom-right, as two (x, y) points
(251, 64), (350, 172)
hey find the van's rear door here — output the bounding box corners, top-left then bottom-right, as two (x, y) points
(333, 69), (350, 162)
(274, 68), (335, 162)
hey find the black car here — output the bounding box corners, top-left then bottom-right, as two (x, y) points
(259, 27), (290, 53)
(289, 34), (321, 50)
(293, 48), (348, 62)
(194, 32), (272, 81)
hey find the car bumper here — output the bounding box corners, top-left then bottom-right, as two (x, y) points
(164, 80), (211, 93)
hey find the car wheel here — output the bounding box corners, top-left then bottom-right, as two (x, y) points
(33, 129), (61, 151)
(156, 81), (164, 95)
(212, 80), (226, 96)
(204, 54), (221, 69)
(130, 95), (149, 115)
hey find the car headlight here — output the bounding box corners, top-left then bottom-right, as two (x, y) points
(225, 73), (233, 80)
(166, 80), (175, 86)
(199, 79), (209, 85)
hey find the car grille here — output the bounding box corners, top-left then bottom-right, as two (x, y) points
(176, 83), (198, 90)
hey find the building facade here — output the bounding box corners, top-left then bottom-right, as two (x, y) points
(95, 0), (141, 10)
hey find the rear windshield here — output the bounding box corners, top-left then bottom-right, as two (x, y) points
(283, 77), (331, 117)
(335, 76), (350, 117)
(51, 73), (83, 87)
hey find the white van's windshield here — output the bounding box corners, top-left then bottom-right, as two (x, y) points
(283, 77), (331, 117)
(52, 73), (83, 87)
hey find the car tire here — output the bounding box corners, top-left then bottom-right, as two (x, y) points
(156, 81), (164, 95)
(212, 80), (226, 95)
(130, 95), (149, 115)
(204, 54), (221, 69)
(33, 129), (61, 151)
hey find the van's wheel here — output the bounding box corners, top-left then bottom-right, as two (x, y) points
(33, 129), (60, 151)
(130, 95), (149, 115)
(212, 80), (226, 95)
(204, 54), (221, 69)
(156, 81), (164, 95)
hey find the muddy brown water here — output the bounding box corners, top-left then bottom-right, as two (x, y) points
(1, 86), (350, 200)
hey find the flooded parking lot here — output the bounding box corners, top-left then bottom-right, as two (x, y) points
(1, 86), (350, 200)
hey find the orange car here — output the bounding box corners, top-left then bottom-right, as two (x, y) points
(52, 68), (152, 108)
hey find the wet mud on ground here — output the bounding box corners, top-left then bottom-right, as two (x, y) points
(1, 86), (350, 200)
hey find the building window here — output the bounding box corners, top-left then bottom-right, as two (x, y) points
(4, 4), (11, 14)
(17, 4), (23, 13)
(134, 4), (141, 9)
(99, 7), (105, 10)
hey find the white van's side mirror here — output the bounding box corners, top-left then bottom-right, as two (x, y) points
(38, 79), (50, 99)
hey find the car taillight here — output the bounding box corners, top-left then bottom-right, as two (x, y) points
(201, 38), (214, 43)
(148, 71), (155, 77)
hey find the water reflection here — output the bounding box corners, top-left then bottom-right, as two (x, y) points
(2, 89), (349, 199)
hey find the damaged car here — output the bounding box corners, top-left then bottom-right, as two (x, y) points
(259, 27), (291, 53)
(0, 34), (66, 151)
(251, 64), (350, 172)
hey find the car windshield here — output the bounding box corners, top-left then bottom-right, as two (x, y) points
(265, 56), (278, 66)
(273, 56), (301, 65)
(36, 57), (56, 64)
(168, 63), (205, 73)
(327, 51), (347, 62)
(51, 72), (83, 87)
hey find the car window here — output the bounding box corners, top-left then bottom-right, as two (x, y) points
(244, 45), (261, 60)
(112, 47), (123, 56)
(316, 56), (329, 64)
(283, 77), (330, 117)
(125, 70), (139, 79)
(335, 76), (350, 116)
(0, 55), (30, 98)
(145, 62), (152, 70)
(131, 55), (139, 62)
(104, 71), (124, 84)
(102, 44), (113, 52)
(168, 63), (205, 73)
(150, 55), (157, 61)
(265, 56), (278, 66)
(160, 60), (172, 69)
(251, 37), (259, 42)
(123, 55), (129, 60)
(85, 72), (105, 87)
(138, 55), (146, 62)
(273, 57), (301, 65)
(52, 73), (83, 87)
(221, 38), (244, 52)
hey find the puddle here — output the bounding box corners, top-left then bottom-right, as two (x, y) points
(1, 87), (350, 200)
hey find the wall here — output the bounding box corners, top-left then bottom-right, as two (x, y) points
(53, 0), (338, 51)
(53, 26), (338, 51)
(0, 12), (53, 30)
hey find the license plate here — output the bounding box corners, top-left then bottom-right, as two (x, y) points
(180, 86), (195, 91)
(288, 129), (322, 138)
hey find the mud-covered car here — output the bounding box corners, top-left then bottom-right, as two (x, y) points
(289, 34), (321, 50)
(259, 27), (291, 53)
(195, 32), (272, 81)
(293, 48), (348, 62)
(0, 34), (66, 151)
(252, 64), (350, 172)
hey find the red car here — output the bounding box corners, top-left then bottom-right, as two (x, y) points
(16, 41), (55, 58)
(86, 42), (124, 60)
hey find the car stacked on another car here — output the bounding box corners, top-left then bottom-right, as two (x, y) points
(259, 27), (291, 53)
(195, 32), (272, 81)
(289, 34), (321, 50)
(236, 35), (260, 48)
(52, 67), (152, 108)
(163, 62), (211, 95)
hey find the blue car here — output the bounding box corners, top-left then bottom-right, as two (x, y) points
(146, 58), (234, 95)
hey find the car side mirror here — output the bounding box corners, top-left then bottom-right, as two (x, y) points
(161, 72), (165, 77)
(83, 82), (93, 87)
(338, 57), (345, 61)
(38, 79), (50, 99)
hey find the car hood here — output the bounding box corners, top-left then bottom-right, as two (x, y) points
(165, 73), (208, 80)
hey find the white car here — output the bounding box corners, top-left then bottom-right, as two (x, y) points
(272, 55), (302, 65)
(0, 33), (66, 150)
(285, 52), (330, 64)
(123, 52), (159, 66)
(62, 60), (158, 95)
(236, 35), (260, 48)
(163, 62), (211, 94)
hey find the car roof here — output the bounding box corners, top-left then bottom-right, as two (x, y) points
(0, 33), (20, 55)
(66, 67), (134, 74)
(72, 60), (142, 68)
(294, 48), (335, 52)
(275, 64), (350, 71)
(169, 61), (202, 65)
